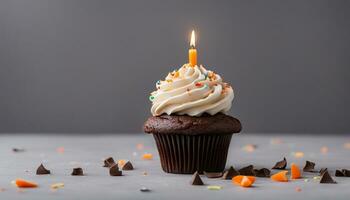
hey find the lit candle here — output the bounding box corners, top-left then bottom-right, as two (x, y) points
(188, 30), (197, 67)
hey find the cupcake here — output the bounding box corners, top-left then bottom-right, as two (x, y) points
(143, 31), (241, 174)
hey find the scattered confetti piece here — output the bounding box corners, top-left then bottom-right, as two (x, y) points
(320, 146), (329, 154)
(344, 142), (350, 149)
(14, 179), (38, 188)
(291, 163), (302, 179)
(271, 171), (289, 182)
(56, 147), (65, 153)
(136, 143), (144, 150)
(207, 185), (222, 190)
(140, 187), (151, 192)
(295, 187), (302, 192)
(242, 144), (257, 152)
(51, 183), (64, 189)
(142, 153), (153, 160)
(293, 152), (304, 158)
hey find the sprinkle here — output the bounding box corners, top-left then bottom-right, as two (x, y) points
(242, 144), (257, 152)
(173, 71), (179, 78)
(149, 96), (155, 101)
(207, 185), (222, 190)
(344, 142), (350, 149)
(293, 152), (304, 158)
(295, 187), (302, 192)
(156, 80), (161, 85)
(320, 146), (329, 154)
(56, 147), (64, 153)
(166, 79), (173, 83)
(142, 153), (153, 160)
(51, 183), (64, 189)
(195, 82), (203, 87)
(136, 143), (144, 150)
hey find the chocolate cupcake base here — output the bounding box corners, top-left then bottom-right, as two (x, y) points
(153, 133), (232, 174)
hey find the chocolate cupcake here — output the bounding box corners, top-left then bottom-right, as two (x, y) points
(144, 63), (241, 174)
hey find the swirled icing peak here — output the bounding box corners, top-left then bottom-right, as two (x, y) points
(149, 64), (234, 116)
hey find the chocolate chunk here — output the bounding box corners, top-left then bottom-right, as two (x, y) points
(342, 169), (350, 177)
(319, 168), (328, 175)
(140, 187), (151, 192)
(272, 157), (287, 169)
(122, 161), (134, 170)
(12, 148), (25, 152)
(109, 164), (122, 176)
(335, 170), (344, 177)
(303, 160), (315, 172)
(191, 171), (204, 185)
(103, 157), (116, 167)
(36, 163), (51, 175)
(71, 167), (84, 176)
(204, 171), (223, 178)
(254, 168), (271, 177)
(320, 170), (336, 184)
(222, 166), (239, 180)
(239, 165), (255, 176)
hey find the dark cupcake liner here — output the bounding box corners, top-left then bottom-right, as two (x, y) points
(152, 133), (233, 174)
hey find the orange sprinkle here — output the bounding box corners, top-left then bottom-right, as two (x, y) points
(195, 82), (203, 87)
(271, 171), (289, 182)
(118, 159), (126, 168)
(15, 179), (38, 188)
(142, 153), (153, 160)
(173, 71), (179, 78)
(320, 146), (329, 154)
(291, 163), (302, 179)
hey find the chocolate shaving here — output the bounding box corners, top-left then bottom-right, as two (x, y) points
(222, 166), (239, 180)
(272, 157), (287, 169)
(204, 171), (223, 178)
(320, 170), (336, 184)
(36, 163), (51, 175)
(335, 170), (344, 177)
(238, 165), (255, 176)
(103, 157), (116, 167)
(12, 148), (25, 152)
(122, 161), (134, 170)
(109, 164), (122, 176)
(254, 168), (270, 177)
(342, 169), (350, 177)
(319, 168), (328, 175)
(303, 160), (315, 172)
(191, 171), (204, 185)
(71, 167), (84, 176)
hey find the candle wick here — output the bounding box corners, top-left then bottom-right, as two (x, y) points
(190, 45), (195, 49)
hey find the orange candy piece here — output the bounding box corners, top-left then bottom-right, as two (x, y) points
(142, 153), (153, 160)
(291, 163), (301, 179)
(15, 179), (38, 188)
(271, 171), (289, 182)
(232, 175), (255, 187)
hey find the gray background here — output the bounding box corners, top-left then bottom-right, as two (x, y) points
(0, 0), (349, 134)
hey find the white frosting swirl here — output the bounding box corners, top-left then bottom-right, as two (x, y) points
(149, 64), (234, 116)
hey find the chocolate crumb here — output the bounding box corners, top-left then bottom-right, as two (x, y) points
(320, 170), (336, 184)
(122, 161), (134, 170)
(191, 171), (204, 185)
(71, 167), (84, 176)
(254, 168), (270, 177)
(239, 165), (255, 176)
(222, 166), (239, 179)
(303, 160), (316, 172)
(103, 157), (116, 167)
(109, 164), (122, 176)
(36, 163), (50, 175)
(204, 171), (223, 178)
(272, 157), (287, 169)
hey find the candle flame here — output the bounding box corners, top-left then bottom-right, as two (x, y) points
(190, 30), (196, 48)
